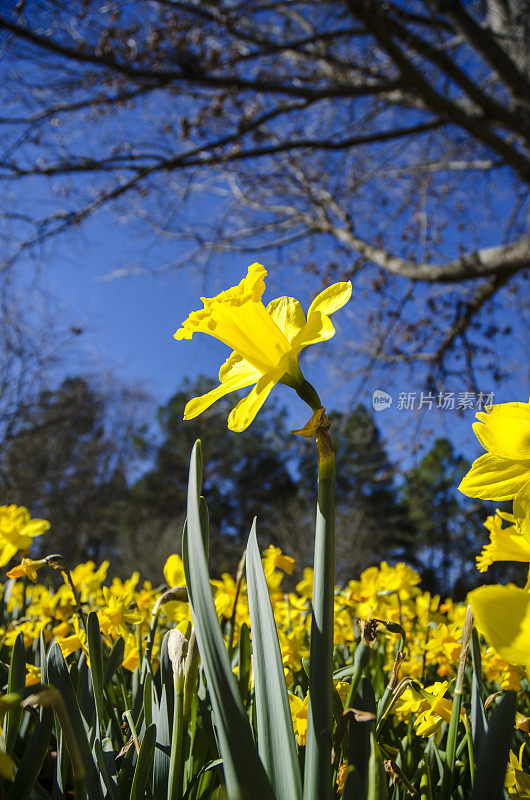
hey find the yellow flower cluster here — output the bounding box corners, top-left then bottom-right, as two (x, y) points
(1, 544), (520, 747)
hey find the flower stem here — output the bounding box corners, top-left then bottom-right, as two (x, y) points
(303, 419), (335, 800)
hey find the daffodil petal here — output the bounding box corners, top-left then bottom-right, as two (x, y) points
(183, 371), (259, 421)
(22, 519), (50, 538)
(227, 371), (280, 432)
(218, 351), (261, 384)
(164, 554), (186, 588)
(0, 543), (18, 568)
(473, 402), (530, 459)
(290, 311), (336, 352)
(307, 280), (352, 318)
(459, 453), (530, 500)
(266, 297), (306, 343)
(469, 584), (530, 671)
(514, 482), (530, 541)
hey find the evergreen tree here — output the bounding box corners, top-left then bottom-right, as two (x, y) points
(118, 376), (297, 579)
(293, 404), (411, 583)
(0, 377), (140, 565)
(400, 438), (485, 596)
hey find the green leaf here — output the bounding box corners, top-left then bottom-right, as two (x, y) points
(7, 707), (53, 800)
(47, 642), (104, 800)
(130, 723), (157, 800)
(471, 690), (516, 800)
(6, 632), (25, 751)
(246, 520), (302, 800)
(344, 677), (376, 800)
(93, 738), (120, 800)
(143, 671), (153, 729)
(366, 731), (388, 800)
(152, 682), (171, 797)
(103, 637), (125, 686)
(86, 612), (105, 736)
(76, 654), (96, 732)
(237, 623), (251, 705)
(184, 440), (275, 800)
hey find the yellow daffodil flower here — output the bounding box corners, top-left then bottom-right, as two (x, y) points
(469, 583), (530, 672)
(55, 615), (88, 659)
(98, 586), (142, 641)
(413, 681), (454, 737)
(476, 511), (530, 572)
(68, 560), (109, 603)
(459, 401), (530, 539)
(506, 743), (530, 797)
(261, 545), (295, 578)
(0, 505), (49, 568)
(6, 557), (47, 583)
(174, 262), (352, 431)
(288, 691), (309, 746)
(25, 665), (41, 687)
(482, 647), (522, 691)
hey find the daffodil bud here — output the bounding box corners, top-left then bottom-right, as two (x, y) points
(168, 628), (189, 690)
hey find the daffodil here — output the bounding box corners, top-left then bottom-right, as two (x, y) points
(459, 401), (530, 539)
(174, 262), (351, 431)
(6, 557), (47, 583)
(98, 586), (142, 641)
(262, 545), (295, 578)
(476, 511), (530, 573)
(288, 691), (309, 746)
(0, 505), (49, 567)
(412, 681), (454, 737)
(506, 743), (530, 797)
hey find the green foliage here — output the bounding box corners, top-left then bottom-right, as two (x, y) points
(0, 442), (523, 800)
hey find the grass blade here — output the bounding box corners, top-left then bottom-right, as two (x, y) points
(5, 632), (25, 751)
(184, 440), (275, 800)
(47, 642), (104, 800)
(7, 707), (53, 800)
(246, 519), (302, 800)
(130, 723), (156, 800)
(471, 690), (516, 800)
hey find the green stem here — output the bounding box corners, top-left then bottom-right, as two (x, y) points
(463, 713), (475, 784)
(303, 432), (335, 800)
(441, 605), (473, 800)
(168, 678), (185, 800)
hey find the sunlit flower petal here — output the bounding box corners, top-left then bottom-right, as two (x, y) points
(473, 403), (530, 460)
(459, 453), (530, 501)
(469, 584), (530, 671)
(307, 281), (352, 318)
(184, 365), (260, 421)
(266, 297), (307, 343)
(227, 370), (280, 432)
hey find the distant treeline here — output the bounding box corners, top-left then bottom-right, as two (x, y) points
(0, 375), (513, 597)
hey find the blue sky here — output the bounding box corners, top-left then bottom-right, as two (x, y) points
(27, 205), (529, 476)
